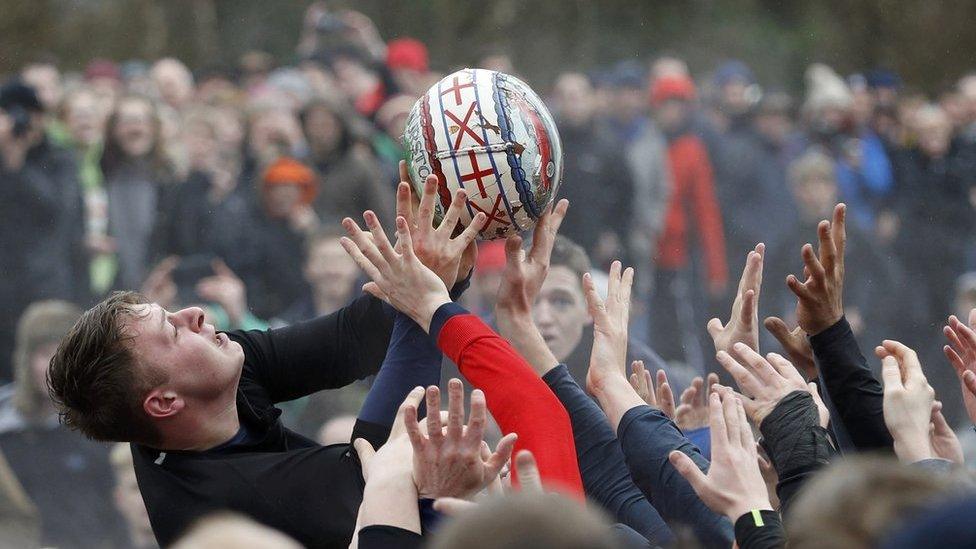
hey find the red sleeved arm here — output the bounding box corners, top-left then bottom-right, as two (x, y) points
(436, 313), (584, 498)
(689, 140), (728, 286)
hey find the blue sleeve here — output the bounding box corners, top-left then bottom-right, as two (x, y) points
(542, 365), (674, 546)
(357, 311), (443, 427)
(617, 406), (734, 548)
(685, 427), (711, 460)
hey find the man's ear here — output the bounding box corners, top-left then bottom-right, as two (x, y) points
(143, 389), (184, 419)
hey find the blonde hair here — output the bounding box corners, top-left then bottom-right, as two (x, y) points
(787, 455), (971, 548)
(12, 300), (82, 418)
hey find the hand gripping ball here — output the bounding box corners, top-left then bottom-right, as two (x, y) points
(402, 68), (563, 240)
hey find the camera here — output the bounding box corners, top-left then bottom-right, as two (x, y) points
(7, 105), (31, 138)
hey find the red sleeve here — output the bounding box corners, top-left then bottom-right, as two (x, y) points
(436, 313), (584, 498)
(689, 140), (728, 286)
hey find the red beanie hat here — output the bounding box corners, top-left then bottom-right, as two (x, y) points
(475, 241), (507, 274)
(262, 157), (318, 205)
(650, 75), (697, 107)
(386, 38), (429, 73)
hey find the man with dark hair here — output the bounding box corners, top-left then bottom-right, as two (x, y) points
(535, 235), (690, 391)
(48, 285), (394, 546)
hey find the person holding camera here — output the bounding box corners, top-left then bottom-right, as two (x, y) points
(0, 80), (85, 380)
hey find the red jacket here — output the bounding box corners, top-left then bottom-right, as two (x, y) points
(656, 134), (728, 287)
(437, 310), (585, 497)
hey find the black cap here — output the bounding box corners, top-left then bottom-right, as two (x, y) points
(0, 80), (43, 112)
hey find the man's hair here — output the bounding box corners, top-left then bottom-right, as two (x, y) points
(47, 291), (165, 446)
(432, 492), (618, 549)
(549, 235), (592, 283)
(786, 455), (969, 548)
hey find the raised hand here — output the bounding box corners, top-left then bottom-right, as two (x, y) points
(341, 211), (449, 330)
(432, 450), (544, 516)
(717, 343), (824, 426)
(629, 360), (676, 418)
(406, 379), (518, 499)
(707, 244), (764, 354)
(195, 260), (247, 326)
(675, 373), (720, 431)
(942, 313), (976, 425)
(584, 261), (635, 396)
(786, 203), (846, 336)
(764, 316), (817, 381)
(929, 402), (964, 464)
(395, 160), (487, 289)
(877, 340), (936, 463)
(669, 388), (773, 522)
(495, 199), (570, 318)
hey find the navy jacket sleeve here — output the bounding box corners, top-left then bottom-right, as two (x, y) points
(227, 293), (393, 403)
(734, 510), (786, 549)
(355, 310), (444, 449)
(358, 525), (423, 549)
(809, 316), (893, 452)
(542, 365), (673, 545)
(617, 405), (734, 548)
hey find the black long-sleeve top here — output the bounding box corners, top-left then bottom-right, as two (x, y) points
(809, 316), (893, 452)
(131, 294), (393, 547)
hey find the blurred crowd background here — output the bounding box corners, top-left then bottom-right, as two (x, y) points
(3, 1), (976, 547)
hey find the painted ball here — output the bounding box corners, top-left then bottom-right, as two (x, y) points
(402, 68), (563, 240)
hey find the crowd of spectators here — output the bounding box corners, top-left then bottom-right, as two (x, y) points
(3, 2), (976, 547)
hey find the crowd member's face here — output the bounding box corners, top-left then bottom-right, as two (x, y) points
(609, 87), (646, 122)
(64, 90), (102, 147)
(212, 106), (245, 156)
(940, 92), (968, 131)
(304, 104), (342, 154)
(851, 87), (875, 127)
(22, 64), (62, 112)
(532, 266), (590, 363)
(479, 54), (514, 75)
(916, 110), (952, 159)
(90, 78), (121, 122)
(552, 73), (595, 127)
(264, 185), (302, 219)
(114, 465), (153, 542)
(152, 60), (194, 109)
(129, 304), (244, 421)
(332, 58), (377, 100)
(655, 99), (689, 133)
(249, 110), (297, 163)
(813, 106), (848, 134)
(29, 341), (59, 399)
(304, 237), (359, 302)
(720, 80), (751, 115)
(184, 120), (218, 172)
(793, 175), (838, 222)
(114, 99), (156, 158)
(754, 111), (792, 146)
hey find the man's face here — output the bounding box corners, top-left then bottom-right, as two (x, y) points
(552, 74), (595, 127)
(29, 341), (59, 399)
(655, 99), (688, 132)
(128, 304), (243, 411)
(114, 99), (155, 158)
(532, 266), (590, 363)
(304, 238), (359, 302)
(793, 175), (838, 222)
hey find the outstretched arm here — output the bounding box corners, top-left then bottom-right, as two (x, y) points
(585, 262), (733, 546)
(491, 201), (673, 544)
(355, 169), (482, 447)
(340, 209), (583, 496)
(784, 204), (893, 452)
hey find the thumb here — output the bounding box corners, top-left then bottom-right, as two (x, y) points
(514, 449), (542, 492)
(880, 355), (902, 390)
(353, 438), (375, 470)
(763, 316), (790, 343)
(964, 370), (976, 398)
(504, 236), (523, 266)
(669, 450), (710, 496)
(706, 318), (724, 339)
